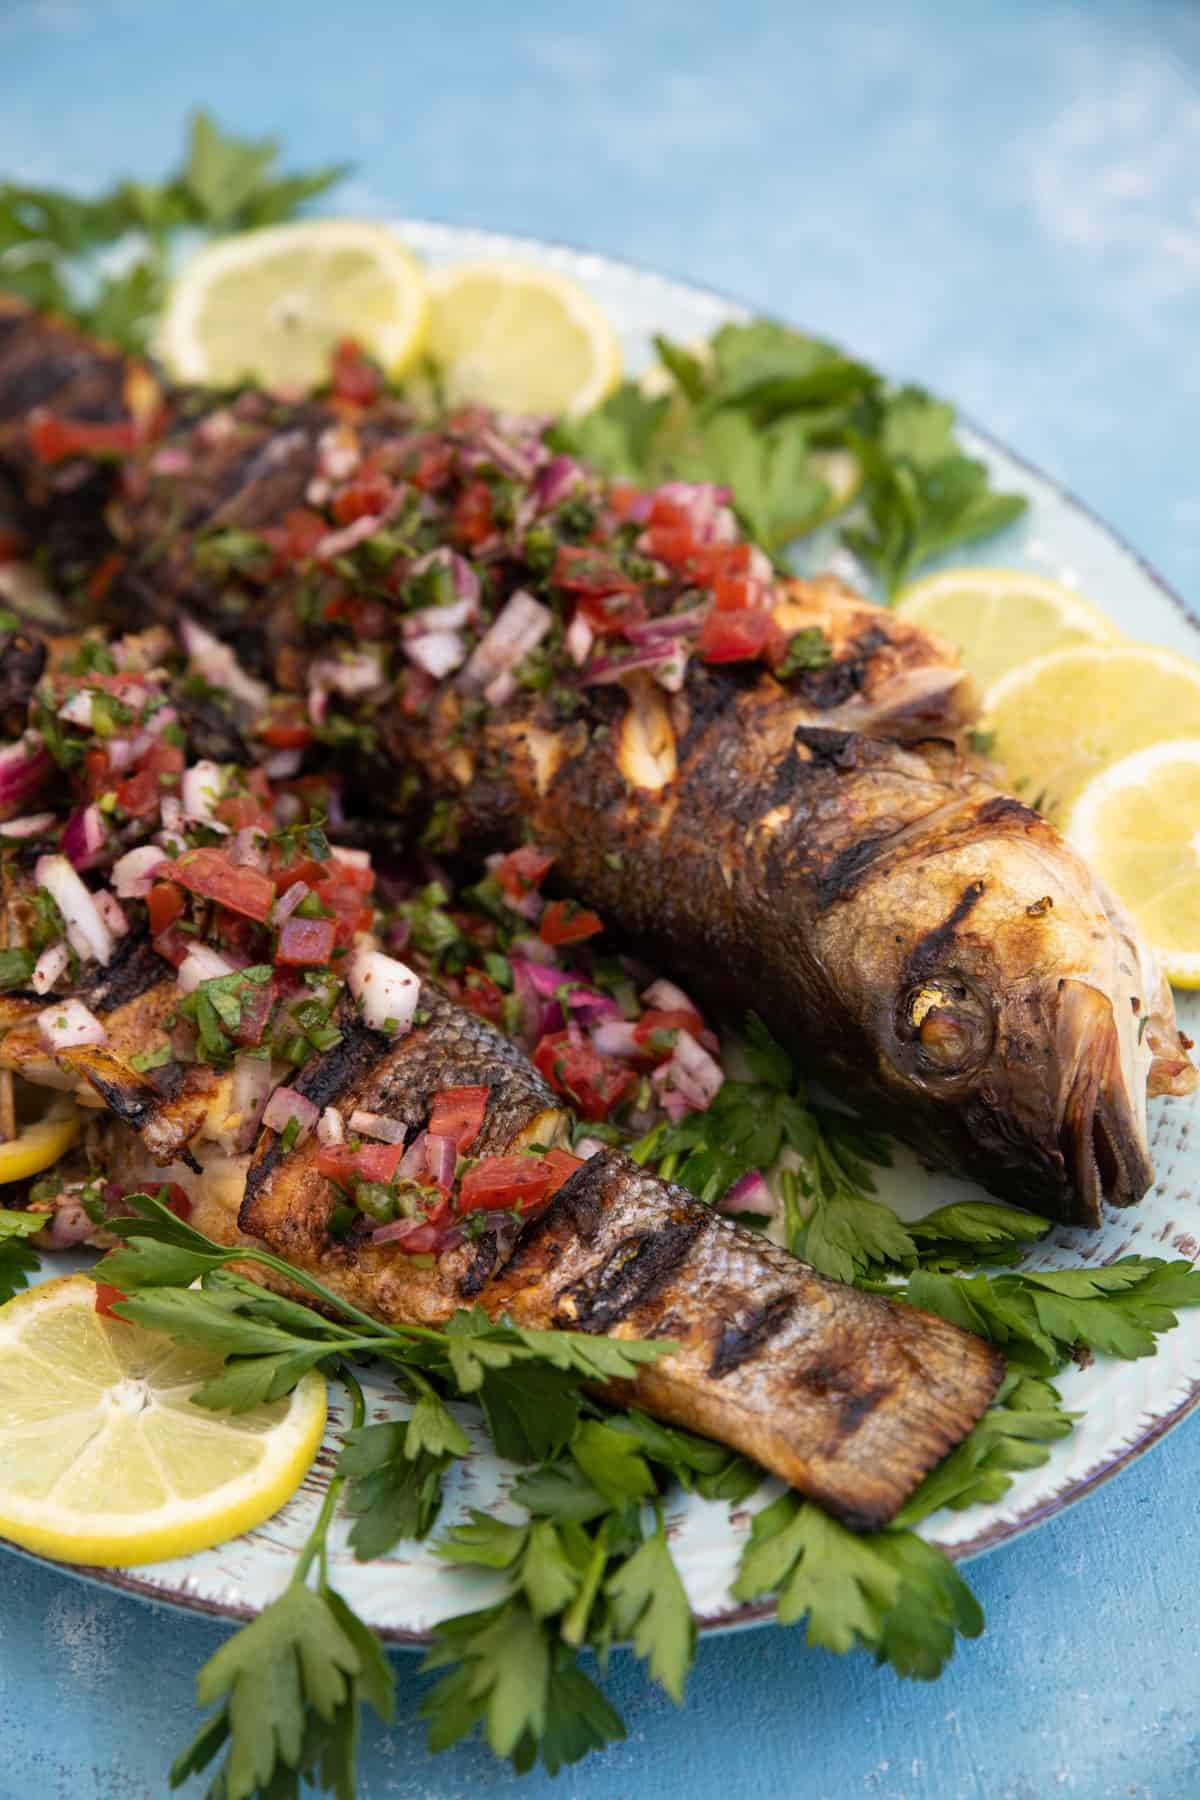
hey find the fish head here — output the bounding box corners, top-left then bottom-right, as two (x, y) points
(828, 799), (1193, 1227)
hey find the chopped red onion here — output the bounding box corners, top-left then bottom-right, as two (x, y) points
(316, 426), (360, 483)
(94, 890), (129, 936)
(317, 1105), (345, 1147)
(179, 617), (270, 716)
(0, 733), (51, 819)
(483, 669), (518, 708)
(650, 480), (738, 546)
(624, 609), (705, 645)
(347, 947), (420, 1035)
(263, 748), (303, 780)
(458, 590), (552, 697)
(36, 1200), (96, 1249)
(112, 844), (169, 899)
(315, 509), (397, 560)
(231, 1054), (275, 1151)
(36, 854), (115, 966)
(367, 1215), (436, 1249)
(509, 932), (557, 966)
(61, 802), (107, 871)
(642, 977), (700, 1016)
(229, 826), (269, 870)
(565, 614), (595, 667)
(573, 1135), (609, 1161)
(591, 1019), (641, 1058)
(583, 641), (688, 693)
(31, 942), (69, 994)
(263, 1084), (318, 1142)
(719, 1170), (775, 1216)
(405, 630), (467, 679)
(56, 688), (97, 729)
(534, 453), (584, 510)
(37, 996), (108, 1051)
(307, 650), (387, 724)
(347, 1109), (407, 1146)
(160, 794), (183, 836)
(181, 760), (228, 829)
(150, 445), (192, 477)
(0, 811), (55, 839)
(425, 1132), (458, 1190)
(103, 737), (136, 772)
(396, 1129), (429, 1181)
(330, 845), (370, 870)
(177, 944), (236, 993)
(271, 880), (309, 925)
(653, 1027), (724, 1118)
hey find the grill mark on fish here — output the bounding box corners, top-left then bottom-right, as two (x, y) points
(905, 880), (987, 983)
(792, 626), (889, 710)
(709, 1292), (796, 1376)
(554, 1219), (703, 1331)
(76, 932), (168, 1013)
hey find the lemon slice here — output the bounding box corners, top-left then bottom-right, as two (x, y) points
(426, 260), (621, 417)
(0, 1092), (80, 1185)
(1068, 738), (1200, 988)
(896, 567), (1119, 695)
(0, 1275), (325, 1565)
(158, 219), (430, 390)
(980, 643), (1200, 820)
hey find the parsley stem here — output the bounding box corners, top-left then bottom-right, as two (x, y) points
(296, 1362), (366, 1589)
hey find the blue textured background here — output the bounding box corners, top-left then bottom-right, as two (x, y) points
(2, 1), (1200, 1795)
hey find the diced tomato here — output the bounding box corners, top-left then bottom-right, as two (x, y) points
(645, 522), (698, 567)
(276, 914), (337, 966)
(495, 844), (555, 903)
(169, 847), (276, 922)
(544, 1146), (585, 1192)
(450, 482), (494, 549)
(259, 700), (314, 750)
(647, 495), (691, 530)
(274, 855), (329, 892)
(325, 853), (374, 891)
(330, 339), (383, 407)
(689, 542), (758, 585)
(409, 443), (454, 492)
(146, 881), (184, 937)
(712, 574), (770, 614)
(265, 508), (329, 569)
(29, 410), (138, 464)
(633, 1007), (705, 1059)
(81, 746), (111, 801)
(607, 483), (643, 521)
(215, 791), (271, 833)
(332, 472), (394, 525)
(540, 900), (604, 947)
(94, 1281), (128, 1318)
(114, 767), (162, 819)
(139, 740), (185, 779)
(159, 1183), (193, 1221)
(316, 1142), (406, 1185)
(698, 607), (784, 665)
(312, 867), (374, 947)
(456, 1154), (557, 1215)
(427, 1085), (490, 1154)
(86, 551), (125, 605)
(233, 977), (274, 1046)
(0, 527), (27, 563)
(533, 1030), (634, 1121)
(454, 967), (505, 1025)
(553, 544), (637, 598)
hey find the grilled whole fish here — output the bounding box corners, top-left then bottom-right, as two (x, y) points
(0, 960), (1003, 1529)
(0, 305), (1192, 1225)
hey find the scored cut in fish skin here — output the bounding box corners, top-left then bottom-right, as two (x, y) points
(0, 305), (1192, 1227)
(0, 955), (1003, 1530)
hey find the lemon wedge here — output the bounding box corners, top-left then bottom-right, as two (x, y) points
(0, 1275), (325, 1565)
(158, 219), (430, 390)
(426, 260), (621, 417)
(0, 1092), (80, 1185)
(980, 643), (1200, 820)
(896, 567), (1119, 696)
(1068, 737), (1200, 988)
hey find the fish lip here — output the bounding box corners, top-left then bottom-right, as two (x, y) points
(1057, 980), (1154, 1227)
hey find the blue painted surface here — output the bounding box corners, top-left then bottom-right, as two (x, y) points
(2, 0), (1199, 1793)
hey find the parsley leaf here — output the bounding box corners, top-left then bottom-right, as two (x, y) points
(605, 1509), (695, 1701)
(0, 1208), (44, 1303)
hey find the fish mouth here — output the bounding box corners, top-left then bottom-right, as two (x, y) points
(1057, 980), (1154, 1228)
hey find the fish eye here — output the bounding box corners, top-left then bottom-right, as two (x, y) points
(895, 978), (994, 1078)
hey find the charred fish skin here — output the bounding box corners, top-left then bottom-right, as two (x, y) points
(0, 307), (1192, 1226)
(230, 1001), (1002, 1529)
